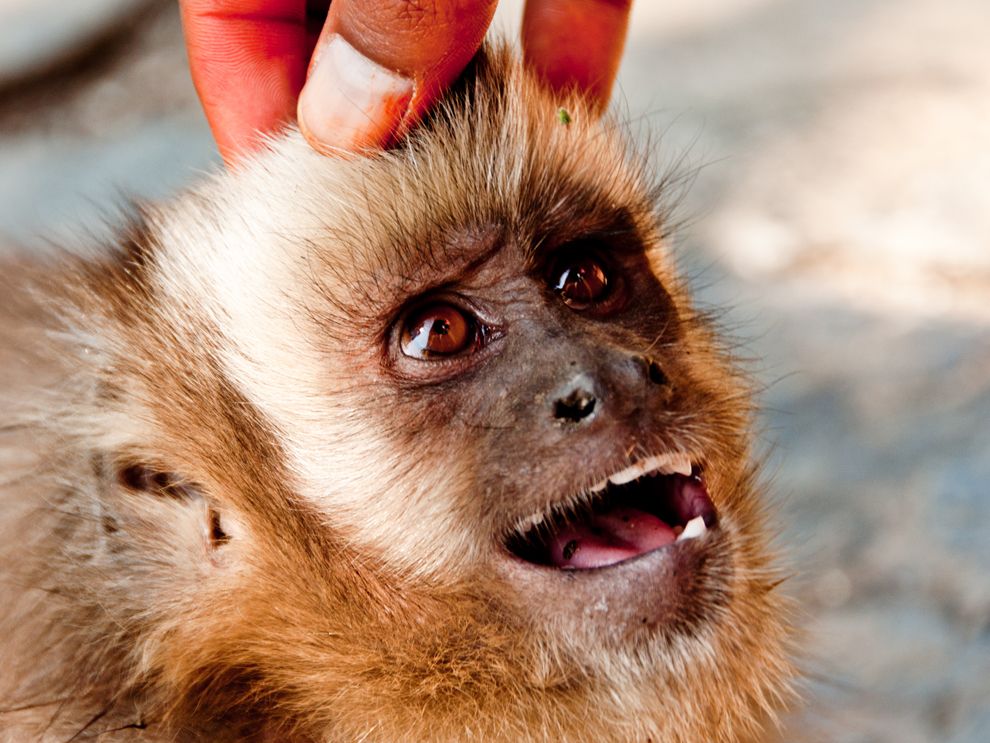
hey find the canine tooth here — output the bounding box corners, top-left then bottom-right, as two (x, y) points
(645, 453), (693, 476)
(640, 454), (663, 473)
(601, 452), (694, 487)
(589, 478), (609, 493)
(676, 516), (707, 542)
(670, 454), (693, 476)
(656, 456), (679, 474)
(609, 463), (644, 485)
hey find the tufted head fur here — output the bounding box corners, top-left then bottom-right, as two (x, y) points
(0, 43), (793, 741)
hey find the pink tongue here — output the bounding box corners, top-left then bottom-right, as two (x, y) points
(548, 506), (676, 569)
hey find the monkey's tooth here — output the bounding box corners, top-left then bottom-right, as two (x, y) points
(639, 454), (667, 474)
(676, 516), (707, 542)
(518, 512), (545, 532)
(608, 462), (646, 486)
(607, 453), (695, 485)
(669, 454), (693, 477)
(589, 478), (609, 493)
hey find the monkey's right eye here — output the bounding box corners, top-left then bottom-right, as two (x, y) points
(401, 304), (477, 359)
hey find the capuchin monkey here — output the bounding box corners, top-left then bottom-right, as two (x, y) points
(0, 43), (793, 742)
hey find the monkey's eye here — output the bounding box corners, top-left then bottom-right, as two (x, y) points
(401, 304), (476, 359)
(552, 255), (609, 310)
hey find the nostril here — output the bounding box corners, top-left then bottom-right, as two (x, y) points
(647, 359), (668, 386)
(635, 355), (669, 386)
(554, 389), (597, 423)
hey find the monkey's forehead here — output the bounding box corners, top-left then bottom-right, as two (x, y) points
(147, 47), (668, 328)
(169, 138), (657, 306)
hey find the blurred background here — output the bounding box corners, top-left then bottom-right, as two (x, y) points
(0, 0), (987, 740)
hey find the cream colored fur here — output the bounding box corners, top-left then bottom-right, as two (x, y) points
(0, 44), (793, 741)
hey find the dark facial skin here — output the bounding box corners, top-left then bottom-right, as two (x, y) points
(387, 228), (684, 470)
(328, 205), (746, 650)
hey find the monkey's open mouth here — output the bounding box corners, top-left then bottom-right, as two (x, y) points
(506, 455), (717, 570)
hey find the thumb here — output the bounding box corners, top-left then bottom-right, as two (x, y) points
(297, 0), (497, 154)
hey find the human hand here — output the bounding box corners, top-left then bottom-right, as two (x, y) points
(180, 1), (632, 165)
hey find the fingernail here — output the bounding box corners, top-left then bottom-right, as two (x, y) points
(298, 34), (414, 153)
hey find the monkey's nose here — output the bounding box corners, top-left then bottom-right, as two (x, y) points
(552, 373), (598, 423)
(635, 355), (670, 387)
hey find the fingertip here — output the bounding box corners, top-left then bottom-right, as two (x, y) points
(298, 0), (496, 154)
(522, 0), (632, 108)
(297, 33), (414, 153)
(180, 0), (310, 165)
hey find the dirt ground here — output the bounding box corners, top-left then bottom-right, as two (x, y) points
(1, 1), (987, 740)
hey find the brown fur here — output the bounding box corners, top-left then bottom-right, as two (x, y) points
(0, 44), (794, 741)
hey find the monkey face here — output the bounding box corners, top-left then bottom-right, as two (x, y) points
(367, 217), (737, 653)
(28, 45), (790, 742)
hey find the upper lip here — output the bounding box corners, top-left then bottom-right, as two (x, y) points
(509, 450), (697, 535)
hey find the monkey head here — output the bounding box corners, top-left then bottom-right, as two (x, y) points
(5, 43), (792, 742)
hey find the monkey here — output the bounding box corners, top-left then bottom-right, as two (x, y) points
(0, 42), (794, 742)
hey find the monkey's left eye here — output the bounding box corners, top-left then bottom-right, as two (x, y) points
(552, 254), (610, 310)
(401, 304), (477, 359)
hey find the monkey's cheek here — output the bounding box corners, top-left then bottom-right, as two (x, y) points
(492, 530), (734, 652)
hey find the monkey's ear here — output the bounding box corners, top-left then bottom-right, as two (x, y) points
(117, 463), (199, 501)
(106, 460), (234, 554)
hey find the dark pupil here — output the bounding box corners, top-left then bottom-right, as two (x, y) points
(430, 318), (450, 339)
(422, 316), (462, 353)
(556, 258), (607, 309)
(402, 305), (471, 358)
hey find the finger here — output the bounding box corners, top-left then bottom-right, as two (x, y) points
(180, 0), (315, 165)
(297, 0), (498, 154)
(522, 0), (632, 109)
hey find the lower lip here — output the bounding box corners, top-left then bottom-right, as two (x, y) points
(507, 472), (717, 570)
(502, 521), (716, 574)
(493, 528), (730, 642)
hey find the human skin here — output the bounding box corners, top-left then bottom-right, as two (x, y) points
(179, 0), (633, 164)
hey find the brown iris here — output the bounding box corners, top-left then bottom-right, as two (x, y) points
(401, 304), (474, 358)
(553, 255), (609, 309)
